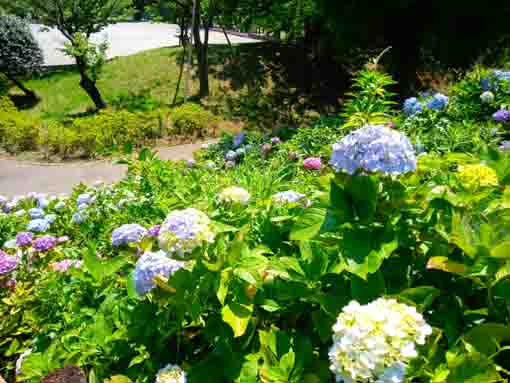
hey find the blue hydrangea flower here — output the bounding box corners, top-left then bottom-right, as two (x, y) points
(72, 212), (86, 224)
(329, 125), (417, 175)
(493, 109), (510, 123)
(77, 193), (92, 206)
(158, 208), (215, 255)
(272, 190), (307, 205)
(54, 201), (66, 210)
(133, 250), (185, 295)
(225, 150), (237, 161)
(29, 208), (45, 219)
(27, 219), (50, 233)
(403, 98), (424, 116)
(232, 133), (246, 148)
(14, 209), (26, 217)
(481, 70), (510, 91)
(111, 224), (147, 247)
(44, 214), (57, 224)
(37, 198), (50, 209)
(78, 203), (88, 211)
(426, 93), (449, 111)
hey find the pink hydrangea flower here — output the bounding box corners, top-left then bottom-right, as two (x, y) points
(303, 157), (322, 170)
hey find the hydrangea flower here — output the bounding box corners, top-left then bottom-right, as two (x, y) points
(303, 157), (322, 170)
(50, 259), (82, 273)
(235, 147), (246, 157)
(29, 208), (45, 219)
(329, 125), (417, 175)
(186, 159), (196, 168)
(14, 209), (26, 217)
(77, 193), (92, 206)
(147, 224), (161, 237)
(0, 195), (6, 207)
(500, 141), (510, 151)
(219, 186), (251, 205)
(27, 219), (50, 233)
(16, 232), (33, 247)
(225, 160), (236, 169)
(158, 208), (215, 255)
(457, 164), (498, 188)
(426, 93), (449, 111)
(481, 70), (510, 91)
(493, 109), (510, 123)
(156, 364), (187, 383)
(329, 298), (432, 383)
(271, 137), (281, 144)
(403, 97), (423, 116)
(272, 190), (306, 205)
(232, 133), (246, 148)
(37, 198), (50, 209)
(78, 203), (89, 211)
(72, 212), (87, 224)
(58, 236), (70, 243)
(4, 239), (17, 249)
(111, 224), (147, 247)
(225, 150), (237, 161)
(54, 201), (66, 210)
(33, 235), (57, 252)
(44, 214), (57, 224)
(480, 91), (495, 103)
(133, 251), (185, 295)
(3, 202), (16, 213)
(0, 250), (18, 274)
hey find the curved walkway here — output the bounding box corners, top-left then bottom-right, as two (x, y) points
(0, 142), (208, 196)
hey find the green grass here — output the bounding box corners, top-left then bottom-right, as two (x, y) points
(17, 47), (193, 120)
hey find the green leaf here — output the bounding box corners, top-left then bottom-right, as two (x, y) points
(290, 208), (326, 241)
(217, 268), (231, 305)
(89, 369), (97, 383)
(345, 175), (378, 221)
(279, 349), (295, 376)
(427, 257), (466, 274)
(222, 302), (253, 337)
(446, 350), (501, 383)
(329, 180), (353, 221)
(399, 286), (441, 309)
(463, 323), (510, 356)
(84, 245), (128, 282)
(350, 271), (386, 304)
(491, 242), (510, 258)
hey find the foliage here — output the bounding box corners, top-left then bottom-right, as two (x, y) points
(341, 69), (396, 129)
(63, 33), (109, 82)
(0, 109), (40, 152)
(171, 103), (217, 137)
(0, 15), (43, 77)
(0, 95), (15, 112)
(283, 119), (343, 157)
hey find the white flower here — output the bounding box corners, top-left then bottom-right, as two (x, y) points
(156, 364), (187, 383)
(219, 186), (251, 205)
(272, 190), (307, 205)
(480, 91), (495, 103)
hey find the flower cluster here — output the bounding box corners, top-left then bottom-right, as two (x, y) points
(16, 232), (34, 247)
(33, 235), (57, 252)
(218, 186), (251, 205)
(480, 91), (495, 103)
(329, 125), (417, 175)
(147, 224), (161, 237)
(133, 251), (185, 295)
(0, 250), (18, 275)
(50, 259), (82, 273)
(493, 109), (510, 123)
(156, 364), (187, 383)
(481, 70), (510, 91)
(158, 208), (215, 255)
(328, 298), (432, 383)
(426, 93), (449, 111)
(272, 190), (306, 205)
(500, 141), (510, 152)
(457, 164), (498, 188)
(111, 224), (148, 247)
(27, 218), (51, 233)
(403, 97), (423, 116)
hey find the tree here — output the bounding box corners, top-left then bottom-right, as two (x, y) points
(0, 15), (43, 99)
(17, 0), (130, 109)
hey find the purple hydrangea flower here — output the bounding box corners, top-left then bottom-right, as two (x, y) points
(147, 224), (161, 237)
(303, 157), (322, 170)
(50, 259), (82, 273)
(27, 219), (50, 233)
(500, 141), (510, 151)
(133, 250), (185, 295)
(78, 203), (88, 211)
(426, 93), (449, 111)
(186, 159), (196, 168)
(16, 232), (33, 247)
(271, 137), (281, 144)
(77, 193), (92, 206)
(232, 133), (246, 148)
(403, 97), (424, 116)
(272, 190), (306, 205)
(29, 208), (45, 219)
(329, 125), (417, 175)
(33, 235), (57, 252)
(0, 250), (19, 274)
(111, 224), (147, 247)
(493, 110), (510, 123)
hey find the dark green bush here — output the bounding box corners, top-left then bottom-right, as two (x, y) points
(171, 103), (217, 137)
(0, 95), (16, 112)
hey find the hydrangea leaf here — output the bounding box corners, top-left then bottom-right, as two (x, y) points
(222, 302), (253, 337)
(463, 323), (510, 356)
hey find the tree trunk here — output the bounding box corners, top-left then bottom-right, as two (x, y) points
(76, 60), (106, 110)
(6, 73), (39, 100)
(192, 0), (210, 98)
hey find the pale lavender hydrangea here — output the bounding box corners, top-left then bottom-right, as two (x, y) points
(44, 214), (57, 224)
(3, 239), (17, 249)
(272, 190), (306, 205)
(493, 110), (510, 123)
(27, 219), (50, 233)
(72, 212), (87, 224)
(329, 125), (417, 175)
(29, 208), (45, 219)
(403, 97), (423, 116)
(271, 137), (281, 144)
(426, 93), (449, 111)
(147, 224), (161, 237)
(50, 259), (82, 273)
(500, 141), (510, 151)
(111, 224), (147, 247)
(54, 201), (66, 210)
(0, 250), (19, 274)
(0, 195), (7, 206)
(77, 193), (92, 206)
(16, 232), (33, 247)
(133, 250), (185, 295)
(14, 209), (26, 217)
(186, 159), (196, 168)
(37, 198), (49, 209)
(33, 235), (57, 252)
(78, 203), (88, 211)
(233, 133), (246, 148)
(156, 363), (187, 383)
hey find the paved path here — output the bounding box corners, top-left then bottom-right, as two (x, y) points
(32, 22), (258, 66)
(0, 142), (208, 196)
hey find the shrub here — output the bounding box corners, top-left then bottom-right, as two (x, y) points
(0, 109), (39, 152)
(0, 95), (16, 112)
(38, 122), (82, 158)
(0, 16), (43, 98)
(170, 103), (217, 137)
(284, 119), (343, 157)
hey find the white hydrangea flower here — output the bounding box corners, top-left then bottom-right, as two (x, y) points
(480, 91), (495, 104)
(158, 208), (215, 256)
(329, 298), (432, 383)
(219, 186), (251, 205)
(272, 190), (307, 205)
(156, 364), (186, 383)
